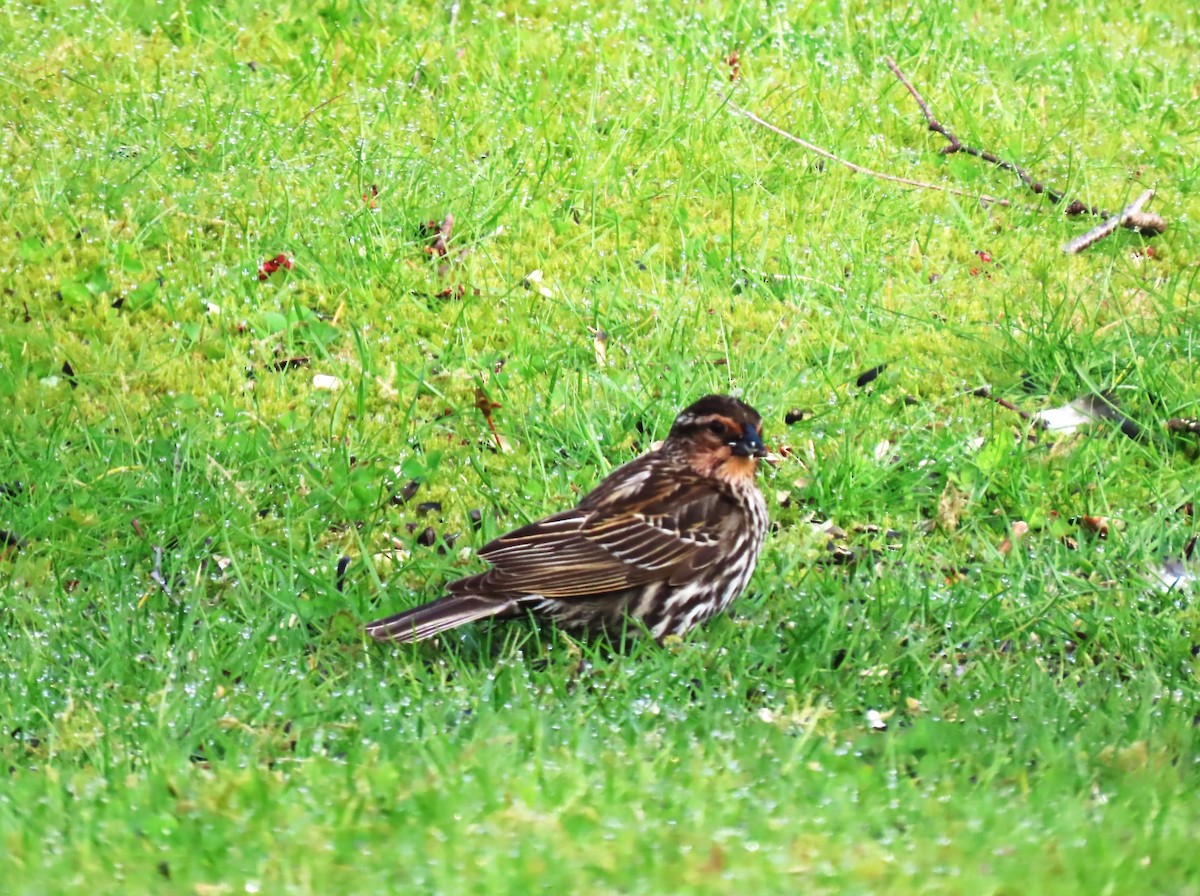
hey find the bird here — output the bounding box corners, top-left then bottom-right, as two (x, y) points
(365, 394), (769, 644)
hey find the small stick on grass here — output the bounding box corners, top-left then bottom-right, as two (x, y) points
(885, 56), (1167, 241)
(884, 57), (1096, 214)
(1062, 189), (1163, 254)
(727, 102), (1012, 209)
(971, 385), (1040, 426)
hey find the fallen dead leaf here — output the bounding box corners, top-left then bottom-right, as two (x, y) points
(936, 481), (970, 533)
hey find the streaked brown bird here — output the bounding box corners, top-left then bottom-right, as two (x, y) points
(365, 394), (769, 644)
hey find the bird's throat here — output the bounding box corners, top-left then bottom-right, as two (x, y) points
(704, 454), (759, 485)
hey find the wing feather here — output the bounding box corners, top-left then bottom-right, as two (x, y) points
(460, 458), (743, 599)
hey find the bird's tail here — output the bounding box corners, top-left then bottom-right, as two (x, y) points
(365, 593), (516, 643)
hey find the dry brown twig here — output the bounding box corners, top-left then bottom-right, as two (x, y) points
(1063, 189), (1159, 254)
(884, 56), (1166, 250)
(729, 60), (1167, 256)
(970, 386), (1039, 427)
(727, 102), (1012, 209)
(884, 57), (1095, 213)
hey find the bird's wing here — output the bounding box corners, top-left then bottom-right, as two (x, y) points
(471, 467), (737, 598)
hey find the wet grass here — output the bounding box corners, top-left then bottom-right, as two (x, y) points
(2, 1), (1199, 893)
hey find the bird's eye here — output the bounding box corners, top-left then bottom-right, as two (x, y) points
(707, 421), (728, 436)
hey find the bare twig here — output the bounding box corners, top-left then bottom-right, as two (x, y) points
(886, 55), (1168, 243)
(970, 386), (1039, 426)
(1062, 189), (1163, 254)
(727, 102), (1012, 208)
(884, 57), (1097, 214)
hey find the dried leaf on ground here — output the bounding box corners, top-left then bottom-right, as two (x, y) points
(937, 481), (970, 533)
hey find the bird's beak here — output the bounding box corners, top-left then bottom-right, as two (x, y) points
(731, 424), (767, 458)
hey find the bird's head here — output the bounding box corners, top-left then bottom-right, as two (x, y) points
(667, 395), (766, 483)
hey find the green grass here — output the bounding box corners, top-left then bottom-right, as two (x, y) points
(2, 0), (1199, 892)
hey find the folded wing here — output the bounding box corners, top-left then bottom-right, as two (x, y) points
(460, 465), (739, 599)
